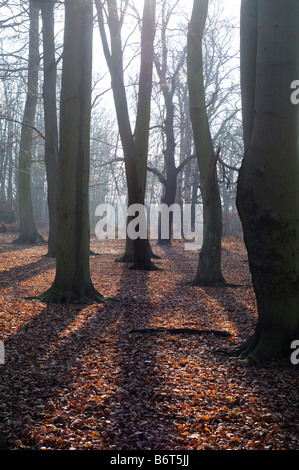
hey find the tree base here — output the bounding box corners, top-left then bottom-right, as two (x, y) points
(128, 260), (162, 271)
(115, 250), (161, 263)
(115, 252), (134, 263)
(12, 233), (46, 246)
(27, 284), (117, 305)
(157, 239), (171, 247)
(187, 279), (227, 287)
(44, 250), (56, 258)
(149, 248), (161, 259)
(227, 325), (297, 365)
(44, 248), (102, 259)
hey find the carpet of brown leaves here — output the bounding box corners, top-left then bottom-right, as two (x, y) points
(0, 233), (298, 450)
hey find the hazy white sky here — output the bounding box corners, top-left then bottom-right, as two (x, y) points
(92, 0), (242, 111)
(225, 0), (241, 15)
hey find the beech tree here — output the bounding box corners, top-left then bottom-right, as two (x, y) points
(187, 0), (226, 286)
(38, 0), (107, 304)
(14, 0), (45, 245)
(152, 0), (185, 245)
(96, 0), (158, 270)
(235, 0), (299, 362)
(38, 0), (59, 258)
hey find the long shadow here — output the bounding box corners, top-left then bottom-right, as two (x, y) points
(110, 264), (177, 450)
(0, 242), (34, 254)
(0, 257), (55, 290)
(158, 243), (257, 341)
(0, 302), (87, 448)
(0, 293), (132, 447)
(204, 286), (257, 341)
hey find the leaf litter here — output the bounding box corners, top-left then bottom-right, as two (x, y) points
(0, 233), (298, 450)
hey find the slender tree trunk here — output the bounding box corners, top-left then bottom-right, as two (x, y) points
(96, 0), (158, 270)
(187, 0), (226, 286)
(14, 0), (45, 245)
(39, 0), (59, 258)
(235, 0), (299, 363)
(153, 4), (186, 246)
(130, 0), (158, 270)
(157, 94), (177, 245)
(5, 116), (14, 222)
(38, 0), (107, 304)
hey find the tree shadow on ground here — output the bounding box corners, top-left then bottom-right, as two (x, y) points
(0, 257), (54, 290)
(109, 264), (178, 450)
(0, 241), (39, 255)
(0, 303), (87, 448)
(157, 243), (257, 346)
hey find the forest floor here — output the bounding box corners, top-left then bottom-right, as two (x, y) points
(0, 232), (298, 451)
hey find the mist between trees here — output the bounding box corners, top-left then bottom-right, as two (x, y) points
(0, 0), (242, 242)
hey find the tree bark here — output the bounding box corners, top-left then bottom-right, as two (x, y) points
(187, 0), (226, 286)
(14, 0), (45, 246)
(38, 0), (107, 304)
(236, 0), (299, 363)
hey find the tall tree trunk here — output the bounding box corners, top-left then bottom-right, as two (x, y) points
(96, 0), (158, 270)
(154, 48), (177, 246)
(235, 0), (299, 363)
(38, 0), (107, 304)
(187, 0), (226, 286)
(157, 93), (177, 246)
(39, 0), (59, 258)
(153, 2), (186, 246)
(14, 0), (45, 245)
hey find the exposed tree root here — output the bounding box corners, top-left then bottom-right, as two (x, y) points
(130, 327), (231, 337)
(90, 250), (99, 256)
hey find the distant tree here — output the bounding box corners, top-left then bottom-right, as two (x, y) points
(236, 0), (299, 363)
(187, 0), (226, 286)
(14, 0), (45, 245)
(0, 84), (19, 223)
(38, 0), (107, 304)
(152, 0), (185, 245)
(96, 0), (159, 270)
(38, 0), (59, 258)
